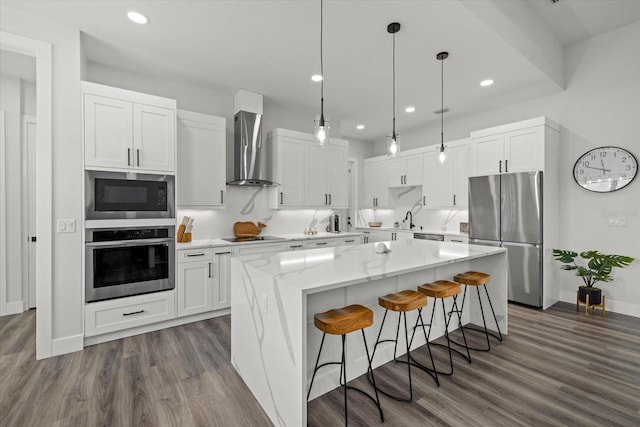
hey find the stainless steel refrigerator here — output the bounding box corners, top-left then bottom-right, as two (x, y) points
(469, 171), (543, 307)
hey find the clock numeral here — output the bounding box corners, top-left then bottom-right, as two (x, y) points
(590, 154), (596, 160)
(622, 157), (627, 162)
(626, 165), (632, 171)
(579, 169), (584, 175)
(600, 152), (607, 158)
(583, 161), (590, 167)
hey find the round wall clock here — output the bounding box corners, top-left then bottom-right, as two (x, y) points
(573, 146), (638, 192)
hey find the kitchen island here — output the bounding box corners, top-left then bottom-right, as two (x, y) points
(231, 239), (507, 426)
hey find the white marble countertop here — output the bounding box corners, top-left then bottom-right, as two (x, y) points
(177, 231), (364, 250)
(236, 239), (504, 294)
(356, 226), (468, 237)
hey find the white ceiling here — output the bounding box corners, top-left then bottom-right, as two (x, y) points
(3, 0), (640, 142)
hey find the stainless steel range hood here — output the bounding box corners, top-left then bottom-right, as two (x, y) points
(227, 110), (275, 186)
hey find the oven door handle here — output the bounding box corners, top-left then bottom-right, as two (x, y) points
(86, 238), (173, 248)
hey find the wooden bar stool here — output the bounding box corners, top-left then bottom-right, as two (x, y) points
(454, 271), (503, 351)
(307, 304), (384, 425)
(416, 280), (471, 375)
(368, 290), (439, 403)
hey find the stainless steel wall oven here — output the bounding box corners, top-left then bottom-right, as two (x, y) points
(85, 226), (175, 303)
(85, 170), (175, 220)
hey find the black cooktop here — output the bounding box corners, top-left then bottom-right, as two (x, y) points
(221, 235), (285, 243)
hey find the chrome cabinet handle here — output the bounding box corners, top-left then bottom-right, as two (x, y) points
(280, 192), (284, 205)
(215, 251), (231, 255)
(505, 159), (508, 173)
(123, 309), (144, 316)
(136, 149), (140, 167)
(127, 148), (131, 166)
(329, 194), (332, 205)
(423, 196), (426, 206)
(186, 253), (205, 257)
(208, 262), (212, 278)
(499, 160), (502, 173)
(220, 190), (224, 204)
(453, 194), (456, 206)
(316, 242), (328, 246)
(345, 239), (355, 243)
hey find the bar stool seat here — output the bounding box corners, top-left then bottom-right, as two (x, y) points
(453, 271), (503, 351)
(308, 304), (383, 425)
(314, 304), (373, 335)
(454, 271), (490, 286)
(416, 280), (471, 375)
(378, 290), (427, 312)
(418, 280), (461, 299)
(369, 290), (438, 403)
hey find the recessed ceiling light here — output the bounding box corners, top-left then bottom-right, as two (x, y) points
(356, 124), (365, 130)
(127, 11), (149, 24)
(405, 106), (416, 113)
(311, 74), (323, 82)
(480, 79), (494, 87)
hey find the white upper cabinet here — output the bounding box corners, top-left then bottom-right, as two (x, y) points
(388, 153), (423, 187)
(177, 110), (226, 207)
(270, 132), (306, 208)
(364, 157), (389, 208)
(471, 117), (557, 176)
(83, 81), (176, 173)
(423, 139), (471, 208)
(269, 129), (349, 209)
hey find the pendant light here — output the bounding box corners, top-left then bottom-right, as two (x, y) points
(314, 0), (329, 145)
(437, 51), (448, 164)
(387, 22), (401, 157)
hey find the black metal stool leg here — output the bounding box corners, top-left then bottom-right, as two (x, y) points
(483, 284), (504, 341)
(361, 329), (384, 423)
(341, 334), (347, 426)
(307, 332), (326, 400)
(476, 286), (492, 350)
(451, 295), (471, 363)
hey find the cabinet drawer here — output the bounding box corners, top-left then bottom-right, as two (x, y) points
(178, 248), (214, 262)
(85, 291), (176, 337)
(445, 235), (469, 244)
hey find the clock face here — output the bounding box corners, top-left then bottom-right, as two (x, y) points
(573, 146), (638, 192)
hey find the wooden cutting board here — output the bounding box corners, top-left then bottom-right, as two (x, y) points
(234, 221), (267, 237)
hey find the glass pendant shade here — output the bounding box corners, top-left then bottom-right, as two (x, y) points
(388, 132), (400, 157)
(438, 146), (447, 164)
(315, 115), (329, 145)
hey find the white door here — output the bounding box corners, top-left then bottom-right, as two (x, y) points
(133, 103), (176, 172)
(212, 251), (231, 310)
(24, 117), (37, 308)
(276, 136), (305, 207)
(177, 111), (226, 206)
(326, 144), (348, 208)
(424, 150), (452, 207)
(405, 154), (424, 186)
(472, 133), (504, 176)
(387, 158), (405, 187)
(305, 143), (328, 207)
(177, 260), (214, 317)
(452, 143), (472, 208)
(504, 126), (544, 173)
(84, 94), (133, 169)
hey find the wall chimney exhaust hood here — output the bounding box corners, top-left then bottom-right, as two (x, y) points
(227, 90), (276, 186)
(226, 110), (275, 186)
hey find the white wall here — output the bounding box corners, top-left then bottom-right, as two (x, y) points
(1, 7), (84, 349)
(370, 21), (640, 316)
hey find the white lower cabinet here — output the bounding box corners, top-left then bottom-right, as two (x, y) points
(177, 248), (215, 317)
(84, 291), (176, 337)
(232, 242), (289, 257)
(177, 246), (231, 317)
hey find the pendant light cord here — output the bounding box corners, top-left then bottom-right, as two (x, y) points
(440, 54), (444, 148)
(392, 30), (396, 139)
(320, 0), (324, 118)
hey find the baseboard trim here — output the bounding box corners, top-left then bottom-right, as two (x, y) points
(4, 300), (25, 315)
(84, 307), (230, 347)
(559, 291), (639, 318)
(52, 334), (84, 356)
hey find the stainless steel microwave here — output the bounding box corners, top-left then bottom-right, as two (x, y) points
(85, 171), (175, 220)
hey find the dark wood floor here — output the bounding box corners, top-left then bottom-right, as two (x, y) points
(1, 303), (639, 426)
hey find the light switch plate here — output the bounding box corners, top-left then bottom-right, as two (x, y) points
(56, 219), (76, 233)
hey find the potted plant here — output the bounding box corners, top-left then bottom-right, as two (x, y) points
(553, 249), (634, 305)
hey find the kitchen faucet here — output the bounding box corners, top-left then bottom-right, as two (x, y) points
(405, 211), (415, 229)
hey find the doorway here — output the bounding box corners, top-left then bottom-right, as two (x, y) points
(1, 31), (53, 360)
